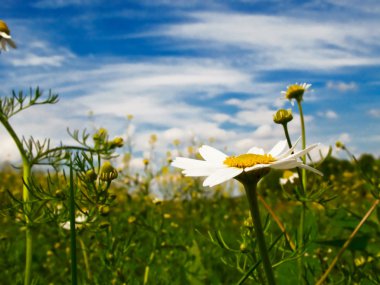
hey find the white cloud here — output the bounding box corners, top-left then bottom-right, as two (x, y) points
(34, 0), (99, 8)
(368, 109), (380, 118)
(318, 110), (338, 119)
(326, 81), (358, 92)
(159, 12), (380, 70)
(337, 133), (351, 143)
(8, 53), (66, 67)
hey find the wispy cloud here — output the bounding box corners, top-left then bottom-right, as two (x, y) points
(318, 110), (338, 119)
(158, 11), (380, 70)
(368, 108), (380, 118)
(34, 0), (100, 8)
(326, 81), (358, 92)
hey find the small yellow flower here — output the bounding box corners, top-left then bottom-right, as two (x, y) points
(128, 216), (137, 224)
(163, 213), (171, 219)
(273, 109), (293, 125)
(0, 20), (17, 52)
(282, 83), (311, 103)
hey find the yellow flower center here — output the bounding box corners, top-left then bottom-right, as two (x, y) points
(285, 84), (305, 100)
(224, 153), (275, 168)
(0, 20), (10, 35)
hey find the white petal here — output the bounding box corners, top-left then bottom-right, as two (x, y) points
(247, 147), (265, 155)
(268, 140), (288, 157)
(203, 167), (243, 187)
(199, 145), (227, 163)
(244, 164), (270, 172)
(270, 160), (301, 170)
(275, 137), (301, 159)
(0, 32), (11, 39)
(183, 167), (220, 177)
(284, 143), (320, 161)
(171, 157), (217, 170)
(298, 164), (323, 176)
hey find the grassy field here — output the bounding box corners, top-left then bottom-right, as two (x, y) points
(1, 151), (379, 284)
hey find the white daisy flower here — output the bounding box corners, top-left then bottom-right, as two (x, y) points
(171, 138), (322, 187)
(0, 20), (17, 52)
(279, 170), (299, 185)
(281, 83), (311, 104)
(60, 214), (87, 230)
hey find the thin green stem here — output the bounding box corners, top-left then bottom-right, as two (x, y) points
(282, 124), (304, 195)
(0, 115), (33, 285)
(296, 100), (307, 192)
(282, 122), (306, 283)
(23, 161), (32, 285)
(79, 238), (91, 281)
(240, 174), (276, 285)
(69, 160), (78, 285)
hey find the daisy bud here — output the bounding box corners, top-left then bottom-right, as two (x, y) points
(273, 109), (293, 125)
(99, 161), (118, 182)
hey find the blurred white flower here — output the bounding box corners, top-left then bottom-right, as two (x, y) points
(60, 214), (87, 230)
(280, 170), (299, 185)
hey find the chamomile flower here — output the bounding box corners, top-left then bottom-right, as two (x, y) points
(171, 138), (322, 187)
(282, 83), (311, 103)
(0, 20), (16, 52)
(279, 170), (299, 185)
(60, 214), (87, 230)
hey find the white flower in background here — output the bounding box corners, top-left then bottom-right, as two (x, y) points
(60, 214), (87, 230)
(0, 20), (16, 52)
(280, 170), (299, 185)
(171, 138), (322, 187)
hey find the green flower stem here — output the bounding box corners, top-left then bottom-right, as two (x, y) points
(23, 161), (32, 285)
(0, 115), (33, 285)
(296, 100), (307, 192)
(79, 238), (92, 281)
(69, 160), (78, 285)
(238, 172), (276, 285)
(282, 122), (306, 283)
(296, 99), (308, 285)
(281, 123), (304, 194)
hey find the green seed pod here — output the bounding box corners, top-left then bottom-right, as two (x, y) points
(273, 109), (293, 125)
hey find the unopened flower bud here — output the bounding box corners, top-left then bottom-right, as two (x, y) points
(85, 169), (97, 182)
(273, 109), (293, 125)
(93, 128), (108, 141)
(335, 141), (345, 149)
(108, 137), (124, 148)
(99, 161), (118, 182)
(99, 205), (111, 216)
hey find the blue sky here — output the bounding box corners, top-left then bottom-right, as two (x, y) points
(1, 0), (380, 165)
